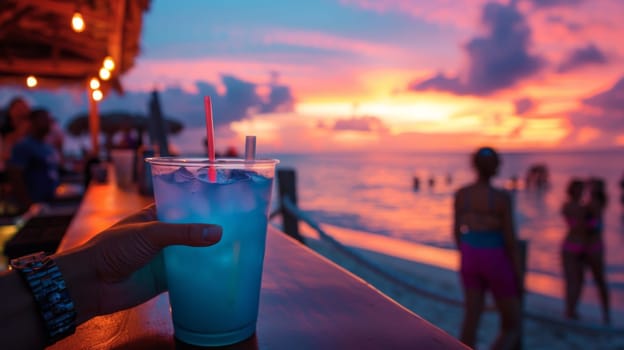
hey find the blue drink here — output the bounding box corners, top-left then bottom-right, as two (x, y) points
(147, 158), (278, 346)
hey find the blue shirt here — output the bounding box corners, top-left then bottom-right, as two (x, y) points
(9, 136), (60, 202)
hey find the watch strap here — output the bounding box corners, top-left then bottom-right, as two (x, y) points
(10, 252), (77, 344)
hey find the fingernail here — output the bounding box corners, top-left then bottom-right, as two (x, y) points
(202, 226), (222, 242)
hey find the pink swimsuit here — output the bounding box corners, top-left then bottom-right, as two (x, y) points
(562, 215), (604, 256)
(561, 240), (603, 256)
(460, 240), (519, 299)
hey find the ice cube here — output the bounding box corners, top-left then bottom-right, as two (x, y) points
(157, 171), (175, 184)
(249, 172), (268, 184)
(195, 167), (211, 183)
(196, 167), (252, 184)
(173, 166), (195, 183)
(227, 169), (252, 182)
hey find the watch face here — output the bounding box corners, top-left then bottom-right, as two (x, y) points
(10, 251), (47, 269)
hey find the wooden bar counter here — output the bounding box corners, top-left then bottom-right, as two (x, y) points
(49, 179), (465, 349)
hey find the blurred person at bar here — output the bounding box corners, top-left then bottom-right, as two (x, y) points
(45, 116), (65, 163)
(7, 109), (60, 211)
(115, 123), (140, 150)
(0, 97), (31, 164)
(0, 204), (222, 349)
(453, 147), (522, 350)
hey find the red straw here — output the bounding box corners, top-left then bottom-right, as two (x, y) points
(203, 96), (216, 182)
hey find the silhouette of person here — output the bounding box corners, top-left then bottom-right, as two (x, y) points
(619, 173), (624, 206)
(413, 176), (420, 191)
(560, 177), (610, 324)
(7, 109), (60, 210)
(115, 123), (139, 150)
(453, 147), (522, 349)
(560, 178), (586, 320)
(585, 177), (610, 324)
(224, 146), (239, 157)
(1, 97), (31, 164)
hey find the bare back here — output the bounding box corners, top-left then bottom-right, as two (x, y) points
(455, 184), (507, 233)
(561, 200), (586, 243)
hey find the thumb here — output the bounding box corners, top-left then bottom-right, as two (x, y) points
(142, 222), (223, 248)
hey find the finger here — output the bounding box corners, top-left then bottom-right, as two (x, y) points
(112, 204), (157, 228)
(140, 222), (222, 249)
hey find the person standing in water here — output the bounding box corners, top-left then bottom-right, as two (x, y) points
(560, 178), (587, 320)
(561, 178), (610, 324)
(453, 147), (523, 349)
(619, 173), (624, 206)
(585, 178), (610, 324)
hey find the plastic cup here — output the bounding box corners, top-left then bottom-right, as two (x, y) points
(110, 149), (134, 188)
(147, 157), (278, 346)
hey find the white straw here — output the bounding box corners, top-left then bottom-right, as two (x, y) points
(245, 136), (256, 161)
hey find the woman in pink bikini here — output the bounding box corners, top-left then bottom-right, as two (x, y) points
(562, 178), (611, 323)
(561, 179), (588, 320)
(454, 147), (523, 349)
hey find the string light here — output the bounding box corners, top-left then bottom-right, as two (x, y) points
(71, 12), (85, 32)
(26, 75), (38, 88)
(92, 89), (103, 101)
(103, 56), (115, 71)
(99, 67), (111, 80)
(89, 77), (100, 90)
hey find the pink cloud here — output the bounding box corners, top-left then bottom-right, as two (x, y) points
(261, 29), (404, 58)
(528, 1), (624, 63)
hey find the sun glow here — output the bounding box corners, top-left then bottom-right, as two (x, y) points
(295, 91), (502, 136)
(297, 99), (465, 122)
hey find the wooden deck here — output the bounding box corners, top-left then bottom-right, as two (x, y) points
(48, 177), (465, 349)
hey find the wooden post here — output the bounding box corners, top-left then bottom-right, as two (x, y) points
(277, 168), (303, 243)
(87, 87), (100, 157)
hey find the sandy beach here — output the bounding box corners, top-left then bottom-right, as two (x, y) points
(295, 222), (624, 350)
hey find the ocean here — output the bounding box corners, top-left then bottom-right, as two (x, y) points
(268, 150), (624, 297)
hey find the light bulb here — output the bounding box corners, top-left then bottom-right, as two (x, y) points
(99, 67), (111, 81)
(72, 12), (85, 32)
(89, 77), (100, 90)
(103, 56), (115, 71)
(26, 75), (38, 88)
(92, 89), (103, 101)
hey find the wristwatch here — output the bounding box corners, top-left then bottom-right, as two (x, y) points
(10, 251), (77, 345)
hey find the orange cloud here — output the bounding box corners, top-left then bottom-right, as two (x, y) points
(575, 126), (600, 144)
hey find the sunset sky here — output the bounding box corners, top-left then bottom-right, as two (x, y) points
(2, 0), (624, 154)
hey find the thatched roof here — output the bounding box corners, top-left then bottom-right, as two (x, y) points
(66, 111), (183, 136)
(0, 0), (151, 91)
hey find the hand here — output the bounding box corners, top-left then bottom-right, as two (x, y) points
(57, 204), (222, 324)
